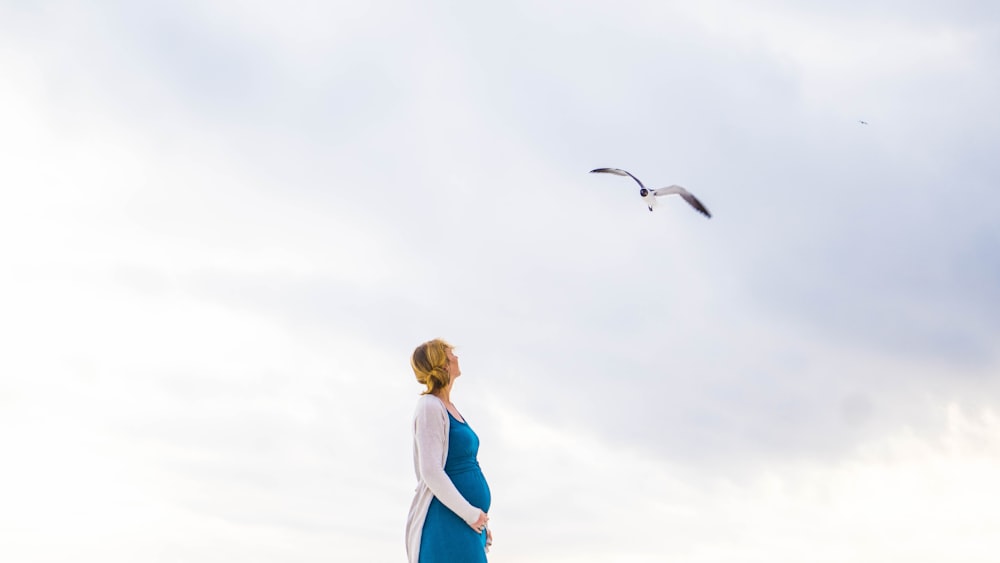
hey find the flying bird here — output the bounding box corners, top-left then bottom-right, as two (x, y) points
(589, 168), (711, 217)
(858, 120), (869, 125)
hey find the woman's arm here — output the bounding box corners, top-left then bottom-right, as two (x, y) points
(414, 401), (484, 526)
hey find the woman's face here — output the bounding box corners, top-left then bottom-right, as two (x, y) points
(446, 348), (461, 379)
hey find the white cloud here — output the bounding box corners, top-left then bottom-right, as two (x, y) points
(1, 1), (998, 561)
(479, 401), (1000, 563)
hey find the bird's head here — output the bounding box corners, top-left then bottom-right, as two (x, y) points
(639, 188), (649, 197)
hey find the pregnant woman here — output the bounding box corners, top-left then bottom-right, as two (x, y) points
(405, 339), (492, 563)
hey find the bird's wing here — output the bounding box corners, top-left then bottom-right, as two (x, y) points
(589, 168), (645, 189)
(652, 185), (712, 218)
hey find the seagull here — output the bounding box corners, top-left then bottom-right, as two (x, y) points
(589, 168), (711, 217)
(858, 120), (869, 125)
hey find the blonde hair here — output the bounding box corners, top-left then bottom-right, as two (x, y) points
(411, 338), (453, 395)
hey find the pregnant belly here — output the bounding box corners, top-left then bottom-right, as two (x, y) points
(449, 469), (491, 513)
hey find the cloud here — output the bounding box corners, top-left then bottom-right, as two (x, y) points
(479, 400), (1000, 563)
(1, 1), (999, 561)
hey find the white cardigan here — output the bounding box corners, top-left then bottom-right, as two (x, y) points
(404, 394), (484, 563)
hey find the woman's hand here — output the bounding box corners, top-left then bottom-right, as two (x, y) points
(486, 527), (493, 548)
(470, 510), (489, 533)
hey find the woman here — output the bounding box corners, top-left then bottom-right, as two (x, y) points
(405, 339), (492, 563)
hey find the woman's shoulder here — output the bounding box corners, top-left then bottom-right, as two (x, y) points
(414, 394), (446, 414)
(413, 394), (448, 427)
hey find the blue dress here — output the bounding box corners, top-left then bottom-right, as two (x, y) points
(418, 411), (491, 563)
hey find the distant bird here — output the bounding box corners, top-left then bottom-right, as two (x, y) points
(858, 120), (869, 125)
(589, 168), (711, 217)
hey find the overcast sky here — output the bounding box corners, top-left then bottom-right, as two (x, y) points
(1, 1), (999, 562)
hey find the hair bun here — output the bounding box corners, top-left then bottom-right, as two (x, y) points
(411, 338), (454, 395)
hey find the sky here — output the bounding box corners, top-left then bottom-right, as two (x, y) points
(1, 1), (998, 561)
